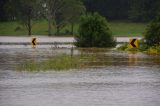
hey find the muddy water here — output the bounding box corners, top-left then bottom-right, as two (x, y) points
(0, 48), (160, 106)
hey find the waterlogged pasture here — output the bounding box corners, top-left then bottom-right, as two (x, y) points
(11, 48), (160, 71)
(0, 48), (160, 106)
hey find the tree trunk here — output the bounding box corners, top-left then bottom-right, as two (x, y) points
(71, 23), (74, 35)
(28, 17), (32, 36)
(56, 26), (60, 36)
(48, 14), (52, 36)
(28, 26), (31, 36)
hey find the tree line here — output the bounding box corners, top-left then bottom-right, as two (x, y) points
(0, 0), (160, 35)
(83, 0), (160, 22)
(1, 0), (160, 22)
(0, 0), (85, 36)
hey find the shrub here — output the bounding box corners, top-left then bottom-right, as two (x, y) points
(146, 45), (160, 55)
(144, 16), (160, 46)
(117, 43), (128, 51)
(138, 40), (149, 51)
(75, 13), (116, 48)
(117, 40), (149, 52)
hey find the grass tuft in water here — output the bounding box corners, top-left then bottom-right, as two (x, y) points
(17, 51), (114, 72)
(40, 54), (80, 70)
(17, 54), (81, 71)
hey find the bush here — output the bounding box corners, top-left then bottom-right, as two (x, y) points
(117, 43), (128, 51)
(144, 16), (160, 46)
(75, 13), (116, 48)
(146, 45), (160, 55)
(117, 40), (149, 52)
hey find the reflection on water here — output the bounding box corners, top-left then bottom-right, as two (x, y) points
(0, 48), (160, 70)
(128, 53), (138, 65)
(0, 48), (160, 106)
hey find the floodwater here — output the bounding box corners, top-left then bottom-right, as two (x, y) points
(0, 48), (160, 106)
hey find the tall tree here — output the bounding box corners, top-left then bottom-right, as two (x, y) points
(45, 0), (85, 35)
(44, 0), (66, 36)
(65, 0), (86, 35)
(83, 0), (130, 20)
(83, 0), (160, 22)
(0, 0), (9, 21)
(129, 0), (160, 22)
(8, 0), (42, 36)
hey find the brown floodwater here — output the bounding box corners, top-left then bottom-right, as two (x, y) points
(0, 48), (160, 106)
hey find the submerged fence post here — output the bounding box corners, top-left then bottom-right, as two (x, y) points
(71, 47), (74, 57)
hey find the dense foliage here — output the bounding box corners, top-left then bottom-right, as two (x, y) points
(4, 0), (44, 35)
(145, 16), (160, 46)
(1, 0), (85, 36)
(75, 13), (116, 48)
(83, 0), (160, 22)
(0, 0), (9, 21)
(1, 0), (160, 22)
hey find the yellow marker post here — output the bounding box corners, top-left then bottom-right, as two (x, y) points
(129, 38), (138, 48)
(32, 37), (37, 48)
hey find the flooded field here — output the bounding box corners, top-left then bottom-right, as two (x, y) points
(0, 48), (160, 106)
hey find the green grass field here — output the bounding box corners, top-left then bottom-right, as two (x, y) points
(0, 20), (147, 37)
(109, 21), (147, 36)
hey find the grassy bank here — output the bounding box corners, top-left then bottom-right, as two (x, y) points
(117, 42), (160, 55)
(0, 20), (146, 36)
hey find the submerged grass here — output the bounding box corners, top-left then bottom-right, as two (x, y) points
(41, 55), (80, 70)
(17, 51), (114, 72)
(17, 54), (81, 71)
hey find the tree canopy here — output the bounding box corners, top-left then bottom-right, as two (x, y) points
(2, 0), (85, 35)
(1, 0), (160, 22)
(41, 0), (85, 35)
(83, 0), (160, 22)
(145, 16), (160, 46)
(6, 0), (43, 35)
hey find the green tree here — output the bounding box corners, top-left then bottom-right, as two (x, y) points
(83, 0), (160, 22)
(8, 0), (42, 36)
(129, 0), (160, 22)
(54, 11), (67, 35)
(44, 0), (85, 35)
(43, 0), (65, 36)
(144, 16), (160, 46)
(75, 13), (116, 48)
(83, 0), (130, 21)
(65, 0), (86, 35)
(0, 0), (9, 21)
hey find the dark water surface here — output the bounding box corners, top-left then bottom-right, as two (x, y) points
(0, 48), (160, 106)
